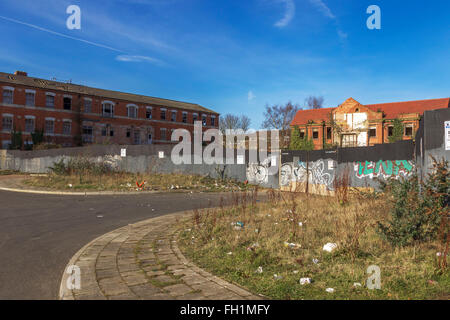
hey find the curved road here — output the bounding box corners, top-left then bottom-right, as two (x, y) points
(0, 190), (239, 300)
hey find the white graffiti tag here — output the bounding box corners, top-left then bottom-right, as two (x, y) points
(280, 160), (334, 189)
(246, 158), (272, 184)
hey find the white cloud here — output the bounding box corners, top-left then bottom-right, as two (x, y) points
(308, 0), (335, 19)
(115, 55), (165, 66)
(274, 0), (295, 28)
(248, 90), (256, 102)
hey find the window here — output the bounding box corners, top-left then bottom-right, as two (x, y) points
(326, 127), (332, 140)
(127, 105), (138, 118)
(171, 111), (177, 122)
(369, 127), (376, 138)
(110, 128), (114, 137)
(2, 140), (11, 149)
(405, 126), (413, 136)
(388, 126), (394, 137)
(211, 116), (216, 126)
(84, 99), (92, 113)
(46, 94), (55, 108)
(63, 97), (72, 110)
(2, 115), (13, 131)
(63, 121), (71, 135)
(193, 113), (198, 123)
(202, 115), (207, 126)
(160, 128), (167, 140)
(2, 88), (13, 104)
(146, 107), (152, 119)
(126, 128), (131, 138)
(25, 117), (35, 133)
(101, 126), (107, 136)
(45, 119), (54, 134)
(134, 130), (141, 145)
(300, 129), (305, 139)
(182, 112), (187, 123)
(312, 130), (319, 139)
(82, 126), (93, 143)
(160, 109), (166, 120)
(102, 102), (114, 118)
(26, 91), (35, 106)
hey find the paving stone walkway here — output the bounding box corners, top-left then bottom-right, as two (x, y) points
(60, 211), (263, 300)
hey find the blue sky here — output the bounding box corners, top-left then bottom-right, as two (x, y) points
(0, 0), (449, 128)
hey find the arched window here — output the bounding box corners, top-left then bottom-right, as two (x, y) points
(102, 101), (115, 118)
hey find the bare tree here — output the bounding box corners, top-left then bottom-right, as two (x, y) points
(219, 114), (252, 133)
(261, 101), (300, 131)
(304, 95), (324, 109)
(240, 115), (251, 132)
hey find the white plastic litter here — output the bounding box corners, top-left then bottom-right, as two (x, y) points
(293, 270), (299, 274)
(273, 274), (283, 280)
(299, 278), (312, 285)
(353, 282), (362, 287)
(323, 243), (337, 252)
(312, 258), (319, 264)
(326, 288), (335, 293)
(298, 222), (303, 227)
(226, 252), (232, 255)
(256, 266), (263, 273)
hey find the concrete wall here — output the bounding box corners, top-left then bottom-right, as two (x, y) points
(416, 108), (450, 179)
(0, 144), (279, 189)
(280, 140), (415, 192)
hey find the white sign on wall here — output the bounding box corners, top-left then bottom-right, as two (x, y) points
(120, 148), (126, 157)
(445, 121), (450, 151)
(237, 155), (245, 165)
(158, 151), (165, 159)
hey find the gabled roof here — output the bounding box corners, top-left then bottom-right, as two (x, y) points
(291, 107), (334, 126)
(291, 98), (449, 126)
(365, 98), (450, 119)
(0, 71), (218, 114)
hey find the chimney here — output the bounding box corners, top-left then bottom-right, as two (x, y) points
(14, 71), (28, 77)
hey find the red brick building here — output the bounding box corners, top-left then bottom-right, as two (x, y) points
(290, 97), (450, 150)
(0, 71), (219, 149)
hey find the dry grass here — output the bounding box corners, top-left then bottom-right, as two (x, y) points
(178, 189), (449, 300)
(23, 172), (249, 192)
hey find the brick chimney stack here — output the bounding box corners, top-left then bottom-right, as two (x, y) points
(14, 71), (28, 77)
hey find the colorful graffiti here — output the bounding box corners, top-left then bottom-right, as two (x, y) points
(280, 160), (335, 189)
(354, 160), (414, 179)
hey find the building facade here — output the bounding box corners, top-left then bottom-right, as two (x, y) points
(0, 71), (219, 149)
(290, 97), (450, 150)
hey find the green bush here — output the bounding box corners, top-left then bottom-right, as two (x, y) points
(377, 158), (448, 247)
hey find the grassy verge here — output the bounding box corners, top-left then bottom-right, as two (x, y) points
(178, 190), (449, 300)
(23, 172), (250, 192)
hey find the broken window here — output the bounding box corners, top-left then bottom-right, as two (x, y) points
(160, 109), (166, 120)
(300, 129), (305, 139)
(312, 130), (319, 139)
(82, 126), (93, 143)
(182, 112), (187, 123)
(193, 113), (198, 123)
(146, 107), (152, 119)
(388, 126), (393, 137)
(326, 127), (332, 140)
(63, 97), (72, 110)
(369, 128), (376, 137)
(102, 102), (114, 117)
(202, 114), (207, 126)
(171, 111), (177, 122)
(405, 126), (413, 136)
(84, 99), (92, 113)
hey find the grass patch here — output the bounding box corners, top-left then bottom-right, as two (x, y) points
(23, 172), (250, 192)
(178, 190), (449, 300)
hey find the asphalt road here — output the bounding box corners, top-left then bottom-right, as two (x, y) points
(0, 190), (241, 300)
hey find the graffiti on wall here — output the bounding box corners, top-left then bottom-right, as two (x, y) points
(280, 160), (335, 189)
(246, 157), (272, 184)
(354, 160), (414, 179)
